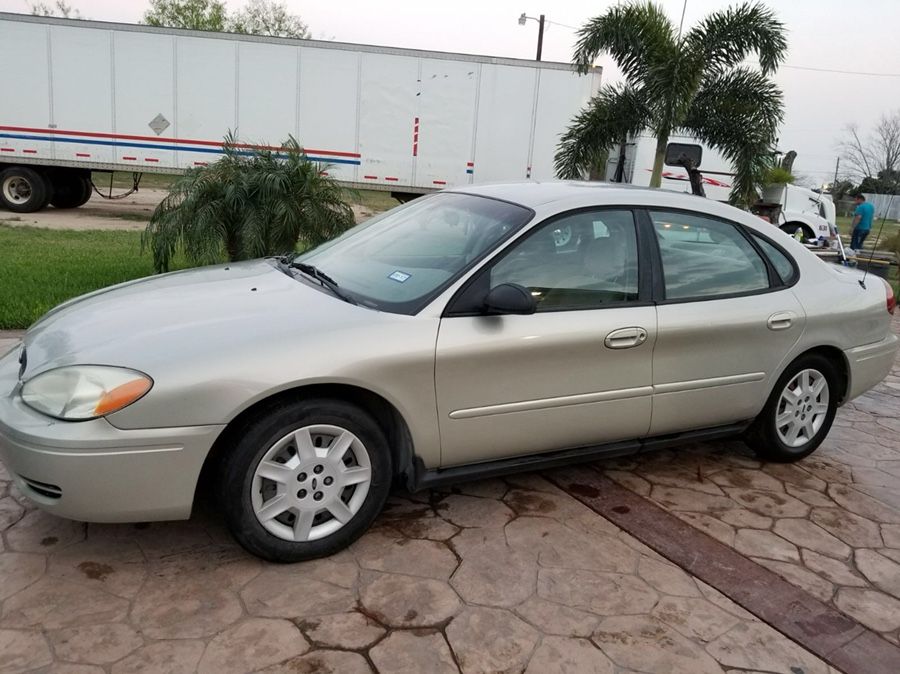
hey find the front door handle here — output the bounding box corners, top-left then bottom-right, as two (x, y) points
(767, 312), (796, 331)
(604, 327), (648, 349)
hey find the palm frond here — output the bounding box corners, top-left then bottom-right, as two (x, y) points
(684, 2), (786, 75)
(555, 84), (651, 179)
(573, 2), (675, 80)
(682, 67), (784, 206)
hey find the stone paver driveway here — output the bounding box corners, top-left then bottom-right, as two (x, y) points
(0, 326), (898, 673)
(600, 345), (900, 645)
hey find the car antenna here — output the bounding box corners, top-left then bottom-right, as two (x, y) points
(859, 192), (896, 289)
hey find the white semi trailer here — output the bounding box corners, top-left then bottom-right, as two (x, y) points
(607, 133), (837, 242)
(0, 12), (601, 213)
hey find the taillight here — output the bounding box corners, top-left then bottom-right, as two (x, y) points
(884, 279), (896, 315)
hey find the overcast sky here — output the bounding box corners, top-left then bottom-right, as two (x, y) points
(2, 0), (899, 184)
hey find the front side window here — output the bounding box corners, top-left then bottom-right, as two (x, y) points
(651, 210), (769, 300)
(490, 209), (639, 311)
(298, 193), (533, 313)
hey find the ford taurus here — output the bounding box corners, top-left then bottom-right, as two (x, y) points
(0, 182), (896, 561)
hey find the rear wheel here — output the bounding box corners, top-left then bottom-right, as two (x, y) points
(745, 354), (839, 462)
(49, 171), (92, 209)
(0, 166), (51, 213)
(221, 398), (392, 562)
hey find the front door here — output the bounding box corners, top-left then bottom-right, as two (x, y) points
(434, 208), (656, 466)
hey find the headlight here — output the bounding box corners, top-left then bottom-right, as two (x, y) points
(21, 366), (153, 421)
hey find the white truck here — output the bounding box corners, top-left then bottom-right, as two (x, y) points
(0, 12), (601, 213)
(607, 132), (837, 242)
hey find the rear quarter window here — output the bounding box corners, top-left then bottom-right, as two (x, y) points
(751, 232), (798, 285)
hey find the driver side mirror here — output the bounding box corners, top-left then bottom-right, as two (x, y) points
(483, 283), (536, 315)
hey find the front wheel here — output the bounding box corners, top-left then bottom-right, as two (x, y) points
(221, 398), (392, 562)
(780, 222), (814, 243)
(745, 354), (839, 462)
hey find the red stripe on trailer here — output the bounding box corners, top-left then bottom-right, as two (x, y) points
(412, 117), (419, 157)
(122, 156), (137, 161)
(0, 148), (13, 152)
(193, 161), (208, 166)
(433, 180), (447, 185)
(75, 152), (91, 157)
(144, 158), (160, 163)
(363, 175), (378, 180)
(22, 149), (37, 154)
(385, 177), (399, 181)
(0, 125), (361, 158)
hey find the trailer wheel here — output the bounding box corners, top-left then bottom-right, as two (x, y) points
(780, 222), (814, 242)
(49, 171), (92, 209)
(0, 166), (51, 213)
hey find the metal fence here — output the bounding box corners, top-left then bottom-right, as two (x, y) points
(862, 193), (900, 221)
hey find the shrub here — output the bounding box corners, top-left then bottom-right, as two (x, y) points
(143, 136), (355, 272)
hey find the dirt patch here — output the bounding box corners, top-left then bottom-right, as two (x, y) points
(1, 189), (378, 231)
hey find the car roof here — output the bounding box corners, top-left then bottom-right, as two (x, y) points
(448, 180), (683, 208)
(447, 180), (776, 234)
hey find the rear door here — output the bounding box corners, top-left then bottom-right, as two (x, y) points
(647, 209), (805, 435)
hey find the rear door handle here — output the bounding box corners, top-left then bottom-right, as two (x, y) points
(605, 327), (648, 349)
(767, 312), (795, 331)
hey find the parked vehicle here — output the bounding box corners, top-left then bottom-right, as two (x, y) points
(1, 182), (896, 562)
(0, 12), (600, 213)
(607, 133), (836, 241)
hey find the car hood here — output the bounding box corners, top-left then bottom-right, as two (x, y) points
(22, 259), (375, 377)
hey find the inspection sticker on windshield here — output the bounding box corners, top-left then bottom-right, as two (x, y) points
(388, 270), (411, 283)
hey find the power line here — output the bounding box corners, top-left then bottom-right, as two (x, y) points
(749, 61), (900, 77)
(779, 63), (900, 77)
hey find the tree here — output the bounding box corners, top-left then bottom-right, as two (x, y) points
(143, 0), (309, 38)
(29, 1), (82, 18)
(838, 110), (900, 183)
(143, 0), (227, 31)
(230, 0), (309, 39)
(144, 136), (355, 272)
(857, 169), (900, 195)
(555, 1), (786, 206)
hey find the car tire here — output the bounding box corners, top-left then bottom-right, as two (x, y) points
(221, 398), (392, 563)
(780, 222), (814, 242)
(745, 354), (839, 462)
(0, 166), (52, 213)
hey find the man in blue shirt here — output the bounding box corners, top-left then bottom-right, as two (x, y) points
(850, 194), (875, 251)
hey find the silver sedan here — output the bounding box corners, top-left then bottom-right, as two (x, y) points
(1, 182), (896, 561)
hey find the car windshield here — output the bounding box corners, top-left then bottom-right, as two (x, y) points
(296, 193), (533, 313)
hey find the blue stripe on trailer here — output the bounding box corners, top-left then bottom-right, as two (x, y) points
(0, 133), (362, 165)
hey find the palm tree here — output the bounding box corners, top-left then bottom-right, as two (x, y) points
(555, 1), (786, 206)
(144, 136), (355, 272)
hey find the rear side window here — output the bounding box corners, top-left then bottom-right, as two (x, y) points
(650, 210), (769, 300)
(751, 232), (797, 284)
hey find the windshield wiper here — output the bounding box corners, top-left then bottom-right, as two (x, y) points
(287, 260), (358, 305)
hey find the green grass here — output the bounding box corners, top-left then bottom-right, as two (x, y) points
(0, 226), (187, 329)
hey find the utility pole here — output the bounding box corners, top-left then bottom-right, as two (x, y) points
(833, 156), (840, 186)
(518, 13), (546, 61)
(536, 14), (545, 61)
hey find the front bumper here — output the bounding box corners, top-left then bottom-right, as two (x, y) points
(0, 345), (224, 522)
(845, 332), (899, 401)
